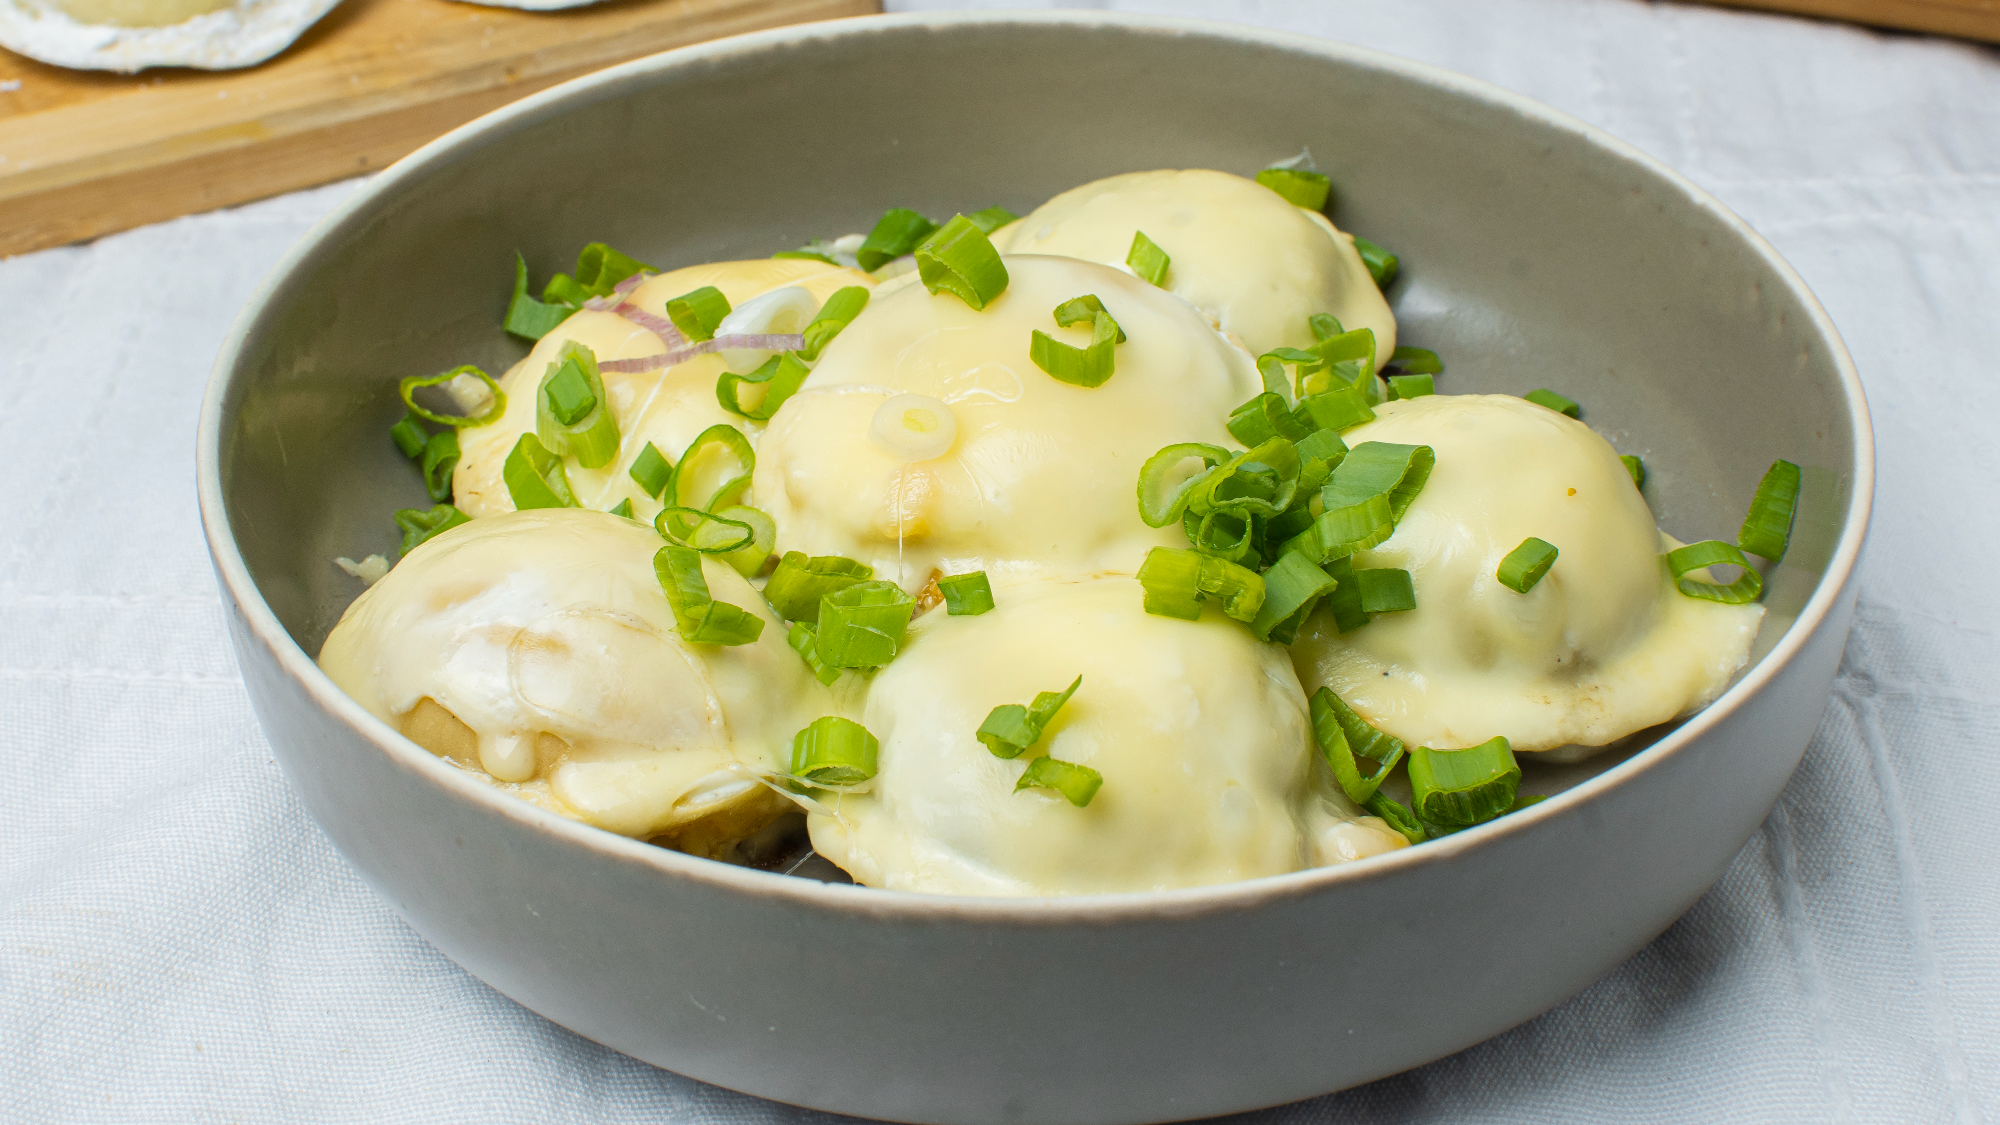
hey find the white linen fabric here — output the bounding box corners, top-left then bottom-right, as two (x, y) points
(2, 1), (1995, 1121)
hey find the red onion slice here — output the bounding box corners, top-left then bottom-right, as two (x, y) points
(597, 332), (806, 375)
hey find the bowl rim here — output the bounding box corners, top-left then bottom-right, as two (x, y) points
(197, 8), (1875, 925)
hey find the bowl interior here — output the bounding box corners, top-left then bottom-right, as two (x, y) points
(212, 15), (1861, 818)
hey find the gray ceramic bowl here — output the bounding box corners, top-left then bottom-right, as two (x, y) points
(198, 11), (1872, 1124)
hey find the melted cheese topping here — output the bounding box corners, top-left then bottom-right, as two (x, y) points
(454, 258), (872, 521)
(1003, 169), (1395, 364)
(318, 509), (827, 838)
(1290, 395), (1763, 753)
(752, 255), (1261, 590)
(807, 577), (1406, 896)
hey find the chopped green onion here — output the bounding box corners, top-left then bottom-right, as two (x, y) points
(1355, 567), (1416, 613)
(1409, 736), (1520, 829)
(1364, 791), (1426, 845)
(393, 504), (469, 555)
(419, 430), (459, 503)
(502, 433), (577, 510)
(1250, 551), (1339, 643)
(1738, 459), (1802, 562)
(1186, 438), (1303, 520)
(1127, 231), (1170, 287)
(628, 441), (673, 499)
(772, 249), (836, 264)
(1317, 687), (1409, 777)
(1385, 373), (1434, 400)
(763, 552), (872, 624)
(666, 286), (731, 343)
(1254, 167), (1332, 211)
(786, 622), (842, 685)
(1183, 508), (1261, 566)
(939, 571), (995, 616)
(1319, 556), (1372, 633)
(1667, 540), (1764, 604)
(1030, 307), (1121, 387)
(858, 208), (938, 272)
(663, 425), (754, 538)
(654, 506), (756, 554)
(1292, 384), (1376, 433)
(1621, 454), (1645, 489)
(390, 411), (430, 459)
(1136, 442), (1230, 527)
(716, 352), (810, 420)
(1309, 313), (1344, 342)
(1136, 547), (1265, 623)
(1051, 294), (1127, 341)
(1257, 354), (1294, 400)
(1351, 236), (1399, 288)
(978, 674), (1081, 760)
(816, 580), (917, 668)
(711, 504), (774, 578)
(1294, 428), (1350, 495)
(1497, 537), (1559, 593)
(1508, 793), (1548, 813)
(572, 242), (654, 298)
(1523, 388), (1580, 418)
(400, 366), (507, 428)
(1014, 756), (1102, 807)
(800, 286), (870, 361)
(1282, 491), (1393, 566)
(1386, 346), (1442, 375)
(1227, 392), (1312, 447)
(790, 715), (878, 785)
(916, 214), (1010, 310)
(536, 343), (620, 468)
(542, 273), (592, 307)
(503, 252), (574, 341)
(1309, 687), (1405, 803)
(1324, 441), (1434, 524)
(965, 206), (1019, 235)
(653, 544), (765, 646)
(608, 498), (634, 519)
(1299, 328), (1378, 398)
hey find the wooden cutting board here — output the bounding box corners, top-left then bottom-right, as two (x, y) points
(0, 0), (879, 257)
(1705, 0), (2000, 40)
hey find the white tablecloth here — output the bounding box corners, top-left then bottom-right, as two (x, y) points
(3, 1), (1995, 1121)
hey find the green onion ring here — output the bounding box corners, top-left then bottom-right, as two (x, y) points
(790, 715), (879, 785)
(1497, 537), (1559, 594)
(1409, 736), (1521, 829)
(400, 366), (507, 428)
(1737, 459), (1802, 562)
(1136, 442), (1230, 528)
(1014, 756), (1102, 807)
(916, 214), (1009, 310)
(653, 544), (765, 646)
(1667, 540), (1764, 604)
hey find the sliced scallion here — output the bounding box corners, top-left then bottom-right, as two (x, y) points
(965, 206), (1019, 235)
(916, 214), (1010, 310)
(1738, 459), (1801, 562)
(1295, 428), (1350, 495)
(1317, 687), (1409, 777)
(1319, 556), (1372, 634)
(1228, 392), (1312, 447)
(665, 286), (731, 343)
(662, 425), (754, 539)
(1127, 231), (1170, 287)
(1136, 442), (1231, 528)
(717, 352), (810, 420)
(787, 622), (842, 686)
(1408, 736), (1520, 829)
(1250, 551), (1339, 644)
(536, 343), (620, 469)
(1014, 756), (1101, 807)
(1183, 508), (1261, 567)
(1255, 166), (1331, 211)
(1386, 346), (1442, 375)
(1300, 328), (1377, 398)
(654, 506), (756, 554)
(858, 209), (938, 272)
(800, 286), (870, 361)
(1497, 537), (1559, 593)
(1030, 305), (1122, 387)
(1523, 388), (1580, 418)
(1136, 547), (1265, 624)
(763, 552), (873, 624)
(1323, 441), (1434, 524)
(939, 571), (995, 616)
(608, 498), (634, 519)
(1186, 438), (1303, 520)
(710, 504), (775, 578)
(1667, 540), (1764, 604)
(503, 252), (574, 341)
(419, 430), (459, 503)
(1351, 236), (1399, 288)
(1282, 491), (1394, 566)
(817, 580), (917, 668)
(1621, 454), (1645, 489)
(401, 366), (506, 428)
(978, 674), (1081, 760)
(1309, 313), (1344, 342)
(390, 411), (429, 459)
(790, 715), (878, 785)
(628, 441), (673, 499)
(1355, 567), (1416, 614)
(772, 249), (836, 264)
(572, 242), (655, 298)
(1052, 294), (1126, 340)
(653, 544), (765, 646)
(1364, 791), (1426, 845)
(1310, 687), (1404, 804)
(1292, 384), (1375, 433)
(1386, 373), (1434, 400)
(502, 433), (577, 510)
(393, 504), (469, 555)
